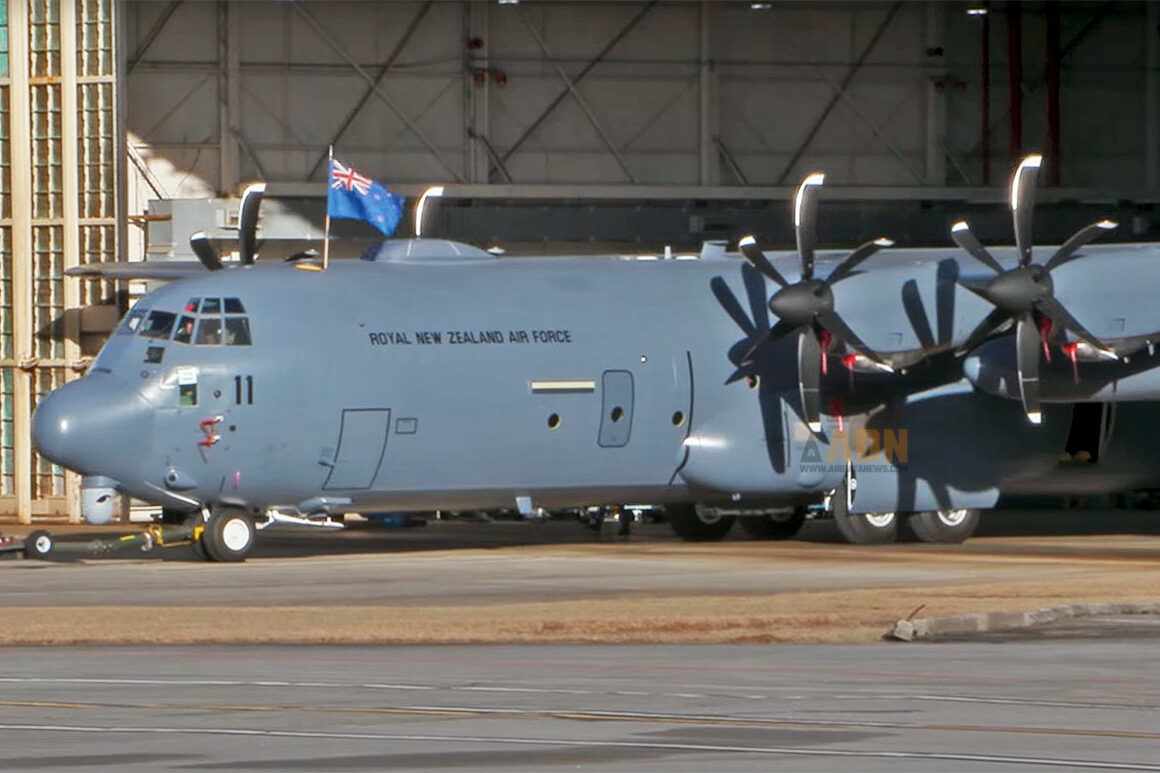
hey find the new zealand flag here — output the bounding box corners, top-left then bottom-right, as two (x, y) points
(327, 158), (405, 237)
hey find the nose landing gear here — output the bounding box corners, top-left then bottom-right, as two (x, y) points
(199, 508), (256, 562)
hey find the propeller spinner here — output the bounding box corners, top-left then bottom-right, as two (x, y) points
(738, 172), (893, 433)
(951, 154), (1118, 425)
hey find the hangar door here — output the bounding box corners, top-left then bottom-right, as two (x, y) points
(323, 409), (392, 490)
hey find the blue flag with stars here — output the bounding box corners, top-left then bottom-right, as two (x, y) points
(327, 158), (405, 237)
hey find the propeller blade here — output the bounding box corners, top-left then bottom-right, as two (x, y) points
(1010, 154), (1042, 267)
(741, 318), (796, 365)
(825, 237), (893, 286)
(950, 220), (1004, 274)
(238, 182), (267, 265)
(901, 279), (936, 350)
(1043, 219), (1118, 272)
(797, 329), (822, 433)
(1036, 295), (1109, 354)
(737, 235), (789, 288)
(793, 172), (824, 280)
(816, 309), (891, 369)
(1015, 312), (1043, 425)
(957, 306), (1011, 355)
(189, 232), (223, 271)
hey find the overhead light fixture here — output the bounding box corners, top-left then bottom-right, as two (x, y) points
(966, 6), (988, 16)
(498, 0), (519, 5)
(750, 2), (772, 9)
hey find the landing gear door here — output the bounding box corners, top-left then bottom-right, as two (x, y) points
(323, 409), (391, 490)
(598, 370), (634, 448)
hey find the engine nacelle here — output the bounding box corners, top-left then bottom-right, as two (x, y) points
(964, 339), (1160, 403)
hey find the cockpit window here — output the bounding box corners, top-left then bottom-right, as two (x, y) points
(184, 298), (200, 313)
(118, 307), (147, 335)
(224, 317), (252, 346)
(174, 316), (195, 344)
(224, 298), (245, 314)
(139, 310), (176, 339)
(201, 298), (222, 314)
(195, 318), (223, 345)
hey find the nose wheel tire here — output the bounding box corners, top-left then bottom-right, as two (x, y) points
(739, 507), (807, 540)
(200, 510), (256, 562)
(905, 509), (981, 544)
(666, 503), (735, 542)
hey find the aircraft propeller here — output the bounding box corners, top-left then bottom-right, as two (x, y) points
(738, 172), (894, 432)
(950, 154), (1118, 424)
(188, 183), (267, 271)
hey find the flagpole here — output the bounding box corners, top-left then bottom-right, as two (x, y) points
(322, 145), (333, 271)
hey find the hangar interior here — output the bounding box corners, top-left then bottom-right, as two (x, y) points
(1, 0), (1157, 522)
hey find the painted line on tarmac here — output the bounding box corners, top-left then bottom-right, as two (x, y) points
(911, 695), (1160, 712)
(0, 722), (1158, 770)
(3, 698), (1159, 742)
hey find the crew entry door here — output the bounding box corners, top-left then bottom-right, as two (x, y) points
(323, 409), (391, 490)
(598, 370), (634, 448)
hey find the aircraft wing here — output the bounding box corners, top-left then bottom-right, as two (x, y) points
(66, 261), (208, 280)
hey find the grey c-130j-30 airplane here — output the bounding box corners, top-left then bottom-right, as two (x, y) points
(28, 155), (1160, 560)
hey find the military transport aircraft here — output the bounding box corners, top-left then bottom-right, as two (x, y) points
(30, 155), (1160, 560)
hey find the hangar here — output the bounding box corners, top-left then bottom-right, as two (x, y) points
(0, 0), (1157, 524)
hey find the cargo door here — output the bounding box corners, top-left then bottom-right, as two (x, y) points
(323, 409), (391, 490)
(598, 370), (634, 448)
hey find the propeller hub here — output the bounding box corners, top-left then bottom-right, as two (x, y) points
(983, 266), (1052, 313)
(769, 280), (832, 327)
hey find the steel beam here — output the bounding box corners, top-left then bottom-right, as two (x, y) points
(699, 0), (717, 185)
(266, 181), (1160, 204)
(969, 2), (1113, 161)
(492, 1), (657, 181)
(8, 0), (33, 524)
(60, 0), (83, 522)
(925, 2), (948, 185)
(1007, 1), (1023, 160)
(517, 11), (636, 183)
(1147, 2), (1159, 190)
(1046, 1), (1061, 185)
(293, 1), (464, 182)
(127, 0), (183, 75)
(777, 1), (903, 184)
(467, 129), (513, 184)
(306, 0), (434, 181)
(217, 0), (240, 194)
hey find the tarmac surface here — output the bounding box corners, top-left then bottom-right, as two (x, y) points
(2, 508), (1160, 770)
(2, 640), (1160, 772)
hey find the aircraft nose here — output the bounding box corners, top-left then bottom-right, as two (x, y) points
(32, 376), (151, 476)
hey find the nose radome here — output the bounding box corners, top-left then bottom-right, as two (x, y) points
(32, 376), (152, 476)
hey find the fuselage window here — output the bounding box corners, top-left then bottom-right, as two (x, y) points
(139, 310), (177, 339)
(224, 298), (245, 314)
(195, 318), (223, 345)
(201, 298), (222, 314)
(118, 308), (147, 335)
(224, 317), (252, 346)
(174, 316), (195, 344)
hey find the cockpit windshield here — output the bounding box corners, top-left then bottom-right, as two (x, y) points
(139, 310), (176, 339)
(132, 297), (252, 346)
